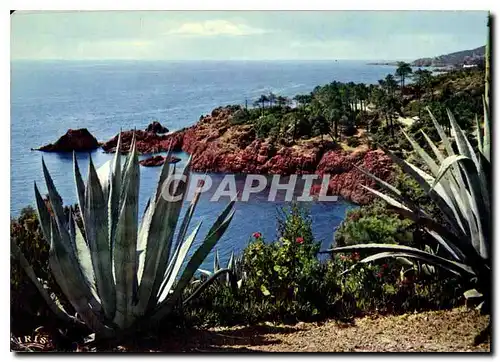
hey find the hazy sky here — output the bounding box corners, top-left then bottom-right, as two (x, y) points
(11, 11), (488, 61)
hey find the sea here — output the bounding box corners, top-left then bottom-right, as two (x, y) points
(11, 60), (399, 266)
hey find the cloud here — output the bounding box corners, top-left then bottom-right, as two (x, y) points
(166, 20), (268, 37)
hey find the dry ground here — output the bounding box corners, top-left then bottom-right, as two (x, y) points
(125, 307), (490, 353)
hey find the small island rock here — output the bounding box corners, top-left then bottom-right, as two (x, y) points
(146, 121), (169, 134)
(139, 155), (181, 167)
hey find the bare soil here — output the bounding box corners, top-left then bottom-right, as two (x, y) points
(130, 307), (490, 352)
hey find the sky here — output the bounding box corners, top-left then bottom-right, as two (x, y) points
(10, 11), (488, 61)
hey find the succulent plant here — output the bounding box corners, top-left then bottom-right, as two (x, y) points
(197, 250), (245, 289)
(12, 134), (236, 338)
(323, 21), (491, 316)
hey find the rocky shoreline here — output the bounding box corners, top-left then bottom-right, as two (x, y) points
(34, 107), (394, 205)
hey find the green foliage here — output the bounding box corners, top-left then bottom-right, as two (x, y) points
(327, 78), (491, 314)
(335, 200), (413, 247)
(181, 202), (463, 328)
(10, 206), (65, 335)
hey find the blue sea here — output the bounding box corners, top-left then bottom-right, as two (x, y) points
(11, 60), (398, 266)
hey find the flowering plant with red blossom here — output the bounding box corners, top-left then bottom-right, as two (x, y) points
(352, 252), (360, 261)
(252, 232), (262, 239)
(296, 237), (304, 244)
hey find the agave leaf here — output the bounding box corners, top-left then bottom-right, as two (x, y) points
(69, 210), (99, 303)
(420, 130), (445, 164)
(425, 228), (463, 261)
(11, 239), (77, 323)
(113, 137), (139, 329)
(434, 155), (489, 259)
(153, 206), (235, 321)
(198, 269), (213, 277)
(214, 249), (220, 273)
(446, 109), (478, 167)
(41, 158), (70, 239)
(34, 182), (51, 244)
(85, 156), (116, 321)
(156, 222), (203, 303)
(482, 96), (490, 163)
(430, 155), (476, 236)
(96, 160), (112, 201)
(395, 256), (415, 267)
(227, 251), (235, 270)
(427, 108), (455, 157)
(324, 244), (476, 277)
(182, 268), (237, 306)
(154, 143), (176, 202)
(386, 203), (482, 267)
(135, 196), (156, 284)
(403, 158), (467, 235)
(359, 251), (461, 277)
(134, 158), (191, 315)
(464, 289), (483, 299)
(48, 219), (109, 335)
(173, 182), (202, 253)
(108, 132), (122, 250)
(73, 153), (86, 212)
(402, 129), (440, 177)
(360, 185), (412, 213)
(474, 115), (484, 155)
(403, 129), (470, 229)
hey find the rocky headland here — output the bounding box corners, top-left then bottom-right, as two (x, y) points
(102, 106), (394, 204)
(34, 108), (393, 204)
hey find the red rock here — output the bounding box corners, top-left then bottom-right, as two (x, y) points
(101, 129), (184, 154)
(139, 155), (181, 167)
(101, 105), (394, 204)
(145, 121), (169, 134)
(36, 129), (99, 152)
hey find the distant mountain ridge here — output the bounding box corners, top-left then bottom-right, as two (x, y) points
(411, 46), (485, 67)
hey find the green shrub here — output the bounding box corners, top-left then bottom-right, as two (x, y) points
(10, 206), (69, 335)
(335, 200), (413, 247)
(231, 108), (252, 125)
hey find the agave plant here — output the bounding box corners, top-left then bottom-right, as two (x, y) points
(11, 134), (236, 338)
(323, 28), (491, 314)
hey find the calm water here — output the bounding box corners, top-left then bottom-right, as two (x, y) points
(11, 60), (397, 265)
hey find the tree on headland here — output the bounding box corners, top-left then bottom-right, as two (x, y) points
(268, 92), (277, 108)
(412, 68), (433, 117)
(255, 94), (269, 110)
(276, 95), (290, 108)
(395, 61), (413, 92)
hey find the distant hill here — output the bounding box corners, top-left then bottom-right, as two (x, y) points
(411, 46), (485, 67)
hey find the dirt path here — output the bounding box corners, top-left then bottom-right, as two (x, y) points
(147, 307), (489, 352)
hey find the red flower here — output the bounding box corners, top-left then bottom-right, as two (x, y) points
(296, 237), (304, 244)
(252, 232), (262, 239)
(377, 272), (384, 278)
(352, 252), (360, 261)
(382, 263), (389, 269)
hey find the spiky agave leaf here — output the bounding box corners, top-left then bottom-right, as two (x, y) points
(134, 156), (192, 315)
(83, 155), (116, 321)
(153, 200), (236, 321)
(113, 136), (140, 329)
(323, 244), (476, 278)
(19, 131), (236, 337)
